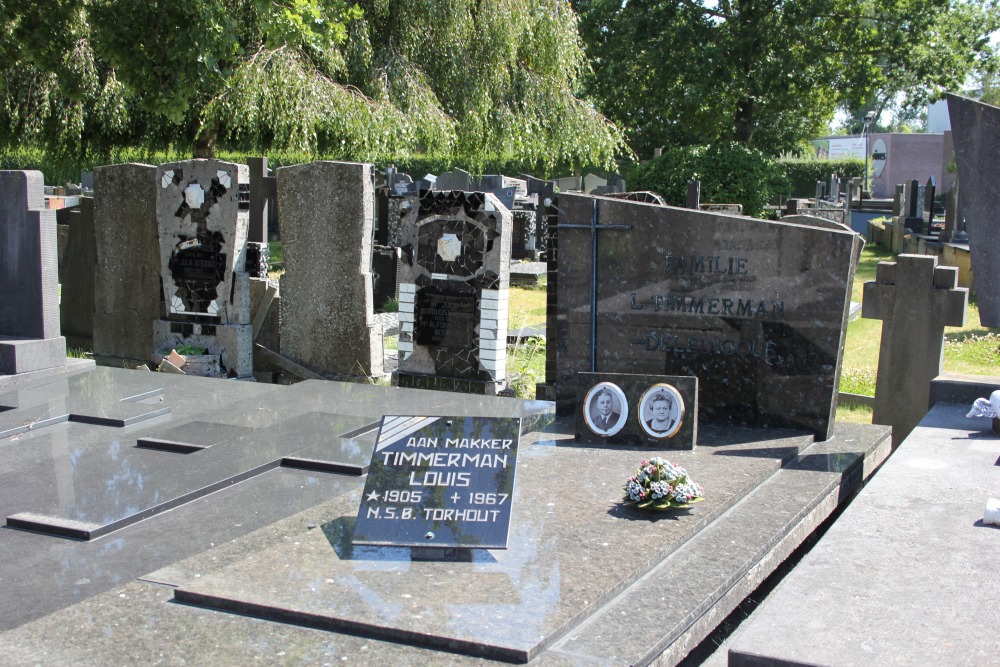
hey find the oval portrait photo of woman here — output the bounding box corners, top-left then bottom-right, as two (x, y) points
(638, 383), (685, 439)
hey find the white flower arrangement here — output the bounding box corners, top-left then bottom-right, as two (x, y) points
(623, 457), (704, 510)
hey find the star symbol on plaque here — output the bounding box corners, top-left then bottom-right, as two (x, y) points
(366, 491), (380, 502)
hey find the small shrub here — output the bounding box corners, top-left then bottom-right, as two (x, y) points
(628, 142), (788, 218)
(778, 157), (866, 198)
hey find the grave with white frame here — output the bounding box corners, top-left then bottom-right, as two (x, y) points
(395, 189), (512, 394)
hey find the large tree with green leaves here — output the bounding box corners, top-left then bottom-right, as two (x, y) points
(0, 0), (626, 171)
(575, 0), (1000, 157)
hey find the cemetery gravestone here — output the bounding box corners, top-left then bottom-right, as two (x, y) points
(396, 190), (512, 395)
(947, 93), (1000, 327)
(550, 194), (862, 440)
(922, 175), (936, 233)
(153, 159), (252, 378)
(92, 163), (161, 368)
(686, 180), (701, 209)
(59, 197), (97, 346)
(863, 254), (967, 446)
(903, 179), (922, 232)
(0, 170), (66, 374)
(436, 168), (471, 192)
(277, 161), (384, 379)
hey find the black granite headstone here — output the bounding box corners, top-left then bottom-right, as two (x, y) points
(550, 194), (862, 440)
(353, 415), (520, 549)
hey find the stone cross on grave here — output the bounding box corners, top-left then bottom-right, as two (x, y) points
(557, 198), (632, 370)
(863, 254), (967, 446)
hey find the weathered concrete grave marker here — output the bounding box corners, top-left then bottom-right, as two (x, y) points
(0, 170), (66, 374)
(863, 254), (967, 445)
(276, 161), (384, 379)
(92, 163), (161, 369)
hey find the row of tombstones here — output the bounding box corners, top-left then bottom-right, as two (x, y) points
(8, 161), (518, 395)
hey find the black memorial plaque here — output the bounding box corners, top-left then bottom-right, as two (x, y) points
(353, 416), (520, 549)
(414, 287), (477, 347)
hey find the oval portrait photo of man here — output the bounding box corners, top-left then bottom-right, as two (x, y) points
(582, 382), (628, 437)
(638, 383), (685, 439)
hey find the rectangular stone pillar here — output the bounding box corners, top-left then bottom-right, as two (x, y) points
(93, 163), (161, 368)
(277, 161), (383, 379)
(0, 170), (66, 374)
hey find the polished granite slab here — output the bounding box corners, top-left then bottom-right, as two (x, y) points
(725, 403), (1000, 667)
(1, 368), (552, 540)
(170, 421), (824, 662)
(0, 466), (363, 633)
(0, 366), (171, 437)
(0, 365), (896, 665)
(0, 415), (891, 666)
(3, 411), (378, 539)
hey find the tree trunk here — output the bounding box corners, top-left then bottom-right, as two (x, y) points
(193, 120), (218, 158)
(734, 98), (755, 144)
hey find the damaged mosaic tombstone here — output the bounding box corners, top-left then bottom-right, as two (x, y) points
(153, 160), (253, 378)
(0, 170), (66, 375)
(395, 190), (512, 394)
(546, 194), (862, 440)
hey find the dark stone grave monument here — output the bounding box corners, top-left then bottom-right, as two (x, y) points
(395, 189), (512, 394)
(549, 194), (862, 440)
(863, 253), (967, 445)
(922, 175), (937, 233)
(902, 178), (923, 232)
(0, 171), (66, 376)
(947, 93), (1000, 326)
(58, 196), (97, 347)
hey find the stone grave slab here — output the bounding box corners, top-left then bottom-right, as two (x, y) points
(0, 376), (891, 665)
(545, 422), (891, 666)
(0, 462), (361, 633)
(551, 193), (862, 440)
(172, 422), (824, 662)
(947, 94), (1000, 327)
(0, 366), (171, 437)
(726, 403), (999, 667)
(3, 407), (375, 540)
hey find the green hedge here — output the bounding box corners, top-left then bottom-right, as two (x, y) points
(777, 157), (867, 198)
(0, 146), (611, 185)
(628, 143), (788, 218)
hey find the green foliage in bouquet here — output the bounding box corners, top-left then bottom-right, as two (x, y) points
(623, 457), (704, 511)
